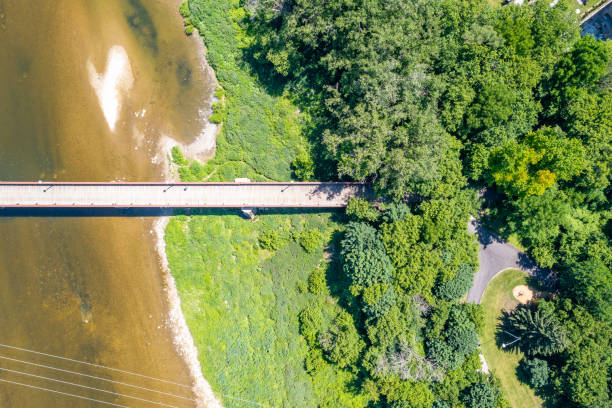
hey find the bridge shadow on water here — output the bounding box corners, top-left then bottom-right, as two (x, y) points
(0, 207), (343, 218)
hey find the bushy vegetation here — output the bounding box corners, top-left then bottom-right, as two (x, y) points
(180, 0), (310, 183)
(245, 0), (612, 406)
(175, 0), (611, 406)
(167, 1), (337, 406)
(346, 197), (380, 223)
(166, 211), (338, 407)
(519, 358), (550, 389)
(170, 146), (187, 166)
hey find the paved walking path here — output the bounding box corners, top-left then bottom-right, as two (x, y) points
(0, 182), (371, 208)
(466, 217), (552, 304)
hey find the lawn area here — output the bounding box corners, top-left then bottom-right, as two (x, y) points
(480, 269), (543, 408)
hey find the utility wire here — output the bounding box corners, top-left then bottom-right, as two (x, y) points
(0, 355), (195, 402)
(0, 343), (191, 388)
(221, 394), (269, 407)
(0, 344), (271, 408)
(0, 377), (130, 408)
(0, 366), (180, 408)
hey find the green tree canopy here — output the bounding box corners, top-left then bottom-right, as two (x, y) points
(504, 305), (568, 356)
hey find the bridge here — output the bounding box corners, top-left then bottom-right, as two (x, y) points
(0, 182), (371, 208)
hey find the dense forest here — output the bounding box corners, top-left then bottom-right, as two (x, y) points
(241, 0), (611, 407)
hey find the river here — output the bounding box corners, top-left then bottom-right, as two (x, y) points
(0, 0), (216, 406)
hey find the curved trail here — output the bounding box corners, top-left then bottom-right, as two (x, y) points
(466, 217), (551, 304)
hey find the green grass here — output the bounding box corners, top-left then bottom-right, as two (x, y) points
(182, 0), (308, 182)
(166, 211), (342, 407)
(164, 1), (366, 406)
(480, 269), (543, 408)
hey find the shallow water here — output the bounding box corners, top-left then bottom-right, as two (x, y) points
(0, 0), (214, 406)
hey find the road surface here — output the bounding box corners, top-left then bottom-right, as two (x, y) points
(466, 217), (551, 303)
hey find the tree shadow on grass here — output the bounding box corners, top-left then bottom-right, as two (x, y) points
(324, 229), (359, 316)
(495, 310), (522, 354)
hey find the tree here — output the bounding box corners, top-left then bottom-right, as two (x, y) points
(436, 264), (475, 301)
(462, 382), (496, 408)
(559, 344), (611, 407)
(341, 222), (393, 288)
(552, 35), (610, 90)
(561, 258), (612, 321)
(519, 357), (549, 389)
(382, 203), (412, 223)
(447, 324), (479, 356)
(488, 127), (585, 198)
(465, 81), (516, 131)
(388, 381), (435, 408)
(292, 149), (315, 180)
(319, 311), (365, 368)
(346, 197), (380, 223)
(495, 5), (535, 56)
(362, 283), (396, 318)
(426, 338), (464, 370)
(504, 305), (568, 356)
(546, 34), (611, 116)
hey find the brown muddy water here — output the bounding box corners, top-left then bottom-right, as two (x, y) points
(0, 0), (215, 406)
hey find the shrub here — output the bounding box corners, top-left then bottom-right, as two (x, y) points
(308, 268), (327, 294)
(299, 303), (323, 347)
(179, 1), (190, 17)
(462, 382), (496, 408)
(319, 311), (364, 368)
(304, 348), (325, 375)
(519, 357), (549, 389)
(209, 101), (225, 123)
(259, 230), (281, 251)
(171, 146), (187, 166)
(295, 280), (307, 293)
(346, 197), (380, 222)
(436, 263), (475, 301)
(299, 229), (323, 253)
(184, 24), (194, 35)
(291, 149), (315, 181)
(213, 87), (225, 100)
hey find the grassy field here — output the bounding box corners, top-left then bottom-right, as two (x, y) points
(166, 210), (344, 407)
(480, 269), (543, 408)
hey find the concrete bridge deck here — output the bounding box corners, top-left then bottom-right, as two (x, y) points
(0, 182), (371, 208)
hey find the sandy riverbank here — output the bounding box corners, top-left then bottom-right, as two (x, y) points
(152, 26), (223, 408)
(153, 217), (223, 408)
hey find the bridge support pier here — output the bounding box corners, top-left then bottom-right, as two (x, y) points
(240, 208), (256, 220)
